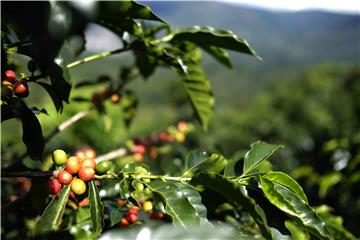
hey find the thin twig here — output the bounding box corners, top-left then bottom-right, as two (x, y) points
(66, 47), (130, 69)
(45, 106), (94, 141)
(1, 171), (52, 178)
(95, 147), (128, 163)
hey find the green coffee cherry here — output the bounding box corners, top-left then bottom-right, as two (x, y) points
(95, 161), (113, 174)
(132, 180), (144, 192)
(52, 149), (67, 165)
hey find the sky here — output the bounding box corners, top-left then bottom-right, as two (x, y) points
(219, 0), (359, 14)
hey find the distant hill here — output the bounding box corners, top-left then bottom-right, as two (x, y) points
(72, 2), (359, 106)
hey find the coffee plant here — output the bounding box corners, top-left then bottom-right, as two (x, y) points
(1, 1), (356, 239)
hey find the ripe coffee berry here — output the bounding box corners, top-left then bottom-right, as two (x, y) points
(119, 217), (129, 228)
(81, 158), (96, 169)
(5, 70), (16, 83)
(66, 156), (81, 174)
(52, 149), (67, 165)
(49, 179), (62, 195)
(14, 81), (29, 98)
(150, 211), (164, 220)
(133, 145), (145, 154)
(71, 178), (86, 195)
(78, 167), (95, 182)
(57, 170), (73, 185)
(85, 148), (96, 159)
(110, 94), (121, 104)
(125, 212), (138, 223)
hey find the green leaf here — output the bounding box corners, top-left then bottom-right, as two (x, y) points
(145, 180), (208, 228)
(191, 173), (272, 239)
(34, 183), (72, 236)
(178, 63), (214, 130)
(243, 141), (283, 176)
(319, 172), (342, 198)
(285, 221), (310, 240)
(224, 150), (246, 177)
(106, 204), (124, 227)
(201, 45), (232, 68)
(183, 153), (228, 177)
(88, 181), (104, 233)
(263, 171), (308, 203)
(184, 150), (208, 170)
(166, 26), (261, 59)
(96, 1), (165, 23)
(121, 90), (138, 127)
(260, 177), (334, 240)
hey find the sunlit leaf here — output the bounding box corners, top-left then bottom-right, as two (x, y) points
(88, 181), (104, 233)
(34, 183), (72, 236)
(145, 180), (208, 228)
(243, 141), (283, 176)
(183, 153), (228, 177)
(260, 177), (334, 239)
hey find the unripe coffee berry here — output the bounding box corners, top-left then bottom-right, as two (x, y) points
(57, 170), (73, 185)
(49, 178), (62, 195)
(71, 178), (86, 195)
(132, 180), (144, 192)
(52, 149), (67, 165)
(78, 167), (95, 182)
(95, 161), (113, 174)
(142, 201), (153, 213)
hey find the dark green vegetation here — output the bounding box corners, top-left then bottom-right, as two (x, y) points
(1, 1), (359, 239)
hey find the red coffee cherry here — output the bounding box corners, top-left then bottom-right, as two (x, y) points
(5, 70), (16, 83)
(125, 212), (138, 223)
(133, 145), (145, 154)
(78, 167), (95, 182)
(57, 170), (73, 185)
(119, 217), (129, 228)
(14, 81), (29, 98)
(150, 211), (164, 220)
(49, 178), (62, 195)
(84, 148), (96, 159)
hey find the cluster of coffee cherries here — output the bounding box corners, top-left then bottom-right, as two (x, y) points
(49, 148), (100, 196)
(1, 70), (29, 98)
(91, 86), (121, 105)
(116, 166), (165, 228)
(127, 121), (194, 162)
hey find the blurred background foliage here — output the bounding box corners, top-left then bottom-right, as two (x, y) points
(1, 1), (359, 236)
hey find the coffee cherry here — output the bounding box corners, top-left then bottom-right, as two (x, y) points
(175, 132), (185, 142)
(117, 199), (127, 206)
(57, 170), (73, 185)
(14, 81), (29, 98)
(177, 121), (188, 132)
(52, 149), (67, 165)
(128, 205), (140, 214)
(75, 150), (86, 160)
(158, 132), (171, 142)
(5, 70), (16, 83)
(49, 178), (62, 195)
(133, 145), (145, 154)
(133, 153), (143, 162)
(71, 178), (86, 195)
(95, 161), (113, 174)
(84, 148), (96, 159)
(81, 158), (96, 169)
(125, 212), (138, 223)
(142, 201), (153, 213)
(132, 180), (144, 192)
(79, 197), (89, 207)
(110, 94), (121, 104)
(150, 211), (164, 220)
(66, 156), (81, 174)
(119, 217), (129, 228)
(78, 167), (95, 182)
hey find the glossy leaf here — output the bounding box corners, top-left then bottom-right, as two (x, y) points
(243, 141), (282, 176)
(182, 153), (228, 177)
(88, 181), (104, 233)
(201, 45), (232, 68)
(145, 180), (207, 228)
(30, 107), (48, 115)
(179, 63), (214, 130)
(166, 26), (261, 59)
(260, 177), (334, 239)
(184, 150), (208, 170)
(191, 172), (272, 239)
(106, 204), (124, 227)
(34, 183), (72, 236)
(35, 82), (63, 112)
(95, 1), (165, 23)
(263, 171), (308, 203)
